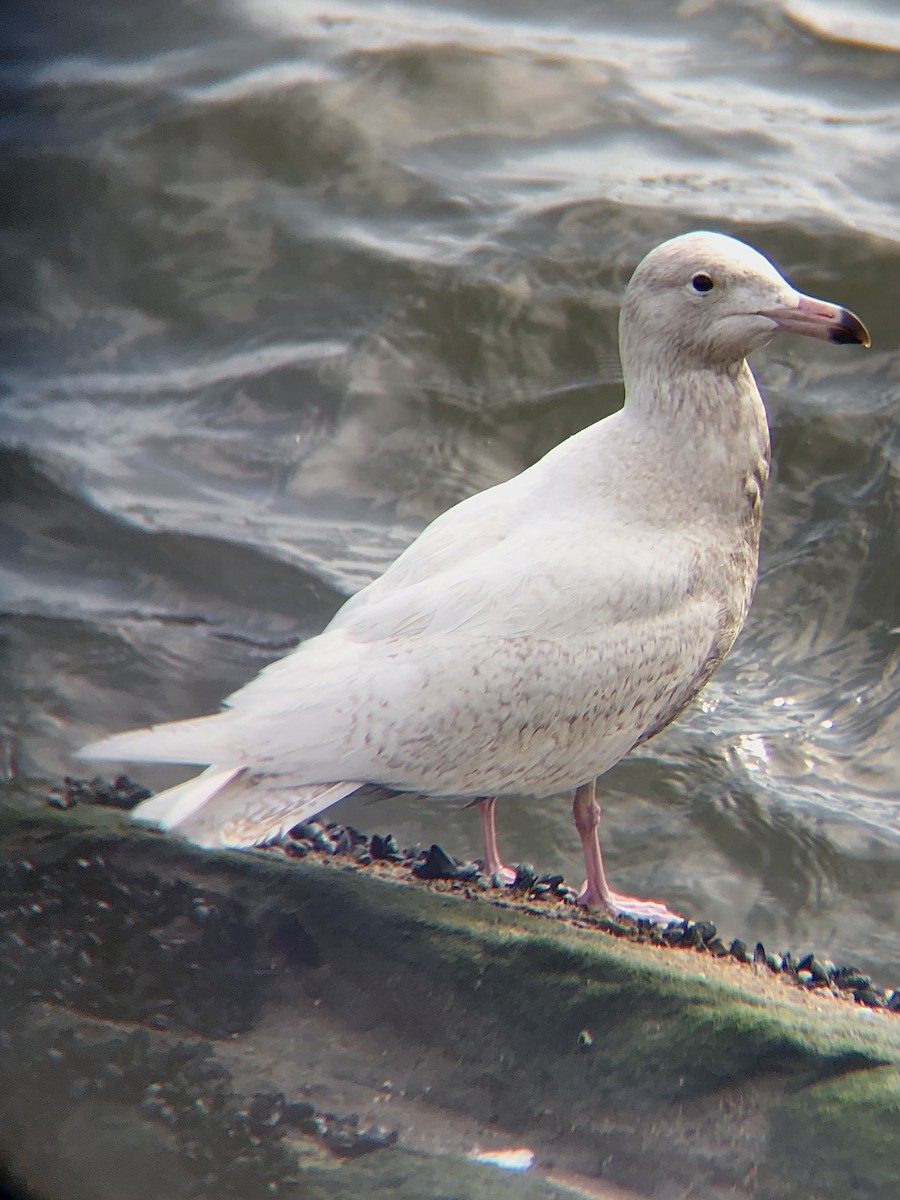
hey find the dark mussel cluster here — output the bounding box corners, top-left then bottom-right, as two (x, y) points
(283, 820), (900, 1011)
(44, 779), (900, 1013)
(0, 1023), (394, 1200)
(0, 851), (299, 1037)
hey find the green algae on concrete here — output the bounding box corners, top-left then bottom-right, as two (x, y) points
(3, 793), (900, 1198)
(764, 1065), (900, 1200)
(293, 1146), (577, 1200)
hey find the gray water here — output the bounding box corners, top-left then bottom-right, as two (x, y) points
(3, 0), (900, 979)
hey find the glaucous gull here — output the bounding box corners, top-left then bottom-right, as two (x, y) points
(79, 232), (870, 921)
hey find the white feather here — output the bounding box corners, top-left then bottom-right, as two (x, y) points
(132, 769), (363, 848)
(131, 765), (244, 828)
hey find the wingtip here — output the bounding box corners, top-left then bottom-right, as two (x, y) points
(74, 738), (109, 761)
(76, 726), (157, 763)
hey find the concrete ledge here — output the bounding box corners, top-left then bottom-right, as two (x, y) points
(2, 792), (899, 1198)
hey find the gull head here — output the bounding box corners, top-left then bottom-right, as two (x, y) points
(619, 231), (870, 384)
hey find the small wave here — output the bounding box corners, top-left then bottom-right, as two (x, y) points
(29, 340), (347, 399)
(785, 1), (900, 53)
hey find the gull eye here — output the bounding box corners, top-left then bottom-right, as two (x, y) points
(691, 272), (715, 293)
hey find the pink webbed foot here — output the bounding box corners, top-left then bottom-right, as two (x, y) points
(475, 797), (516, 886)
(576, 882), (681, 925)
(572, 781), (681, 925)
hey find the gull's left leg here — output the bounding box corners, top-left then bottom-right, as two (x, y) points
(475, 796), (516, 885)
(573, 781), (680, 923)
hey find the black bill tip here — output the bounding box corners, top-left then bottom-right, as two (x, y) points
(829, 307), (871, 347)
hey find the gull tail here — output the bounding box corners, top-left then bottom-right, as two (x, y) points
(131, 767), (364, 849)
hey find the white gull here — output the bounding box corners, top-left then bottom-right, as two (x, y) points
(79, 232), (870, 921)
